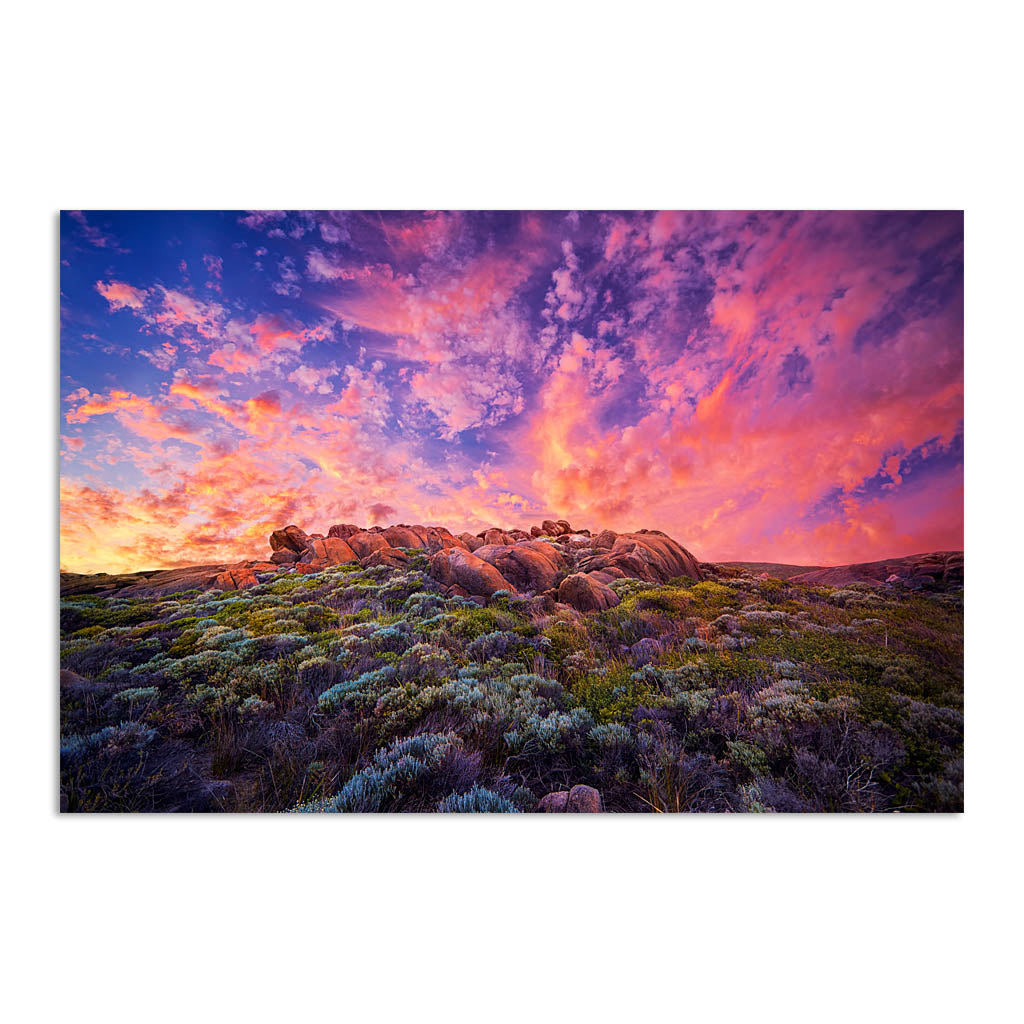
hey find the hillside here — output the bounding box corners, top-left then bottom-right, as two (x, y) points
(715, 562), (825, 580)
(59, 521), (964, 812)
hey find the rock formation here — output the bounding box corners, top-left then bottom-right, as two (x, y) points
(471, 540), (567, 594)
(60, 514), (710, 611)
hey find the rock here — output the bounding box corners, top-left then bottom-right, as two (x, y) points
(538, 785), (604, 812)
(381, 525), (426, 549)
(345, 531), (392, 559)
(429, 547), (516, 598)
(309, 537), (359, 565)
(482, 528), (512, 546)
(557, 573), (620, 612)
(423, 531), (468, 553)
(294, 562), (326, 574)
(630, 637), (663, 666)
(361, 546), (410, 569)
(592, 529), (617, 550)
(541, 519), (569, 537)
(327, 523), (362, 540)
(472, 540), (567, 594)
(60, 669), (101, 693)
(580, 531), (703, 583)
(567, 785), (603, 812)
(269, 525), (309, 554)
(215, 567), (259, 590)
(537, 791), (569, 812)
(459, 532), (484, 552)
(270, 549), (298, 565)
(111, 564), (235, 598)
(530, 525), (544, 538)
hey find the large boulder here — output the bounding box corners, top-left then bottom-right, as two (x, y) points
(327, 523), (363, 540)
(269, 525), (309, 554)
(557, 573), (620, 612)
(309, 537), (359, 565)
(538, 785), (604, 812)
(270, 549), (298, 565)
(361, 546), (410, 569)
(459, 532), (484, 552)
(417, 525), (469, 553)
(540, 519), (570, 537)
(381, 525), (426, 549)
(472, 540), (567, 594)
(580, 531), (703, 583)
(429, 547), (515, 598)
(345, 531), (392, 559)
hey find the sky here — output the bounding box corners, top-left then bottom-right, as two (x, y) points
(59, 210), (963, 574)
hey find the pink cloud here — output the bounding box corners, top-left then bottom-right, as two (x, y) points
(95, 280), (148, 310)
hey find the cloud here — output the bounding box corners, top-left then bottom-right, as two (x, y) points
(368, 502), (396, 522)
(139, 341), (178, 371)
(60, 210), (963, 571)
(287, 363), (336, 394)
(69, 211), (128, 251)
(96, 280), (148, 310)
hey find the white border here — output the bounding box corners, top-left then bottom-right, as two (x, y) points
(6, 3), (1019, 1021)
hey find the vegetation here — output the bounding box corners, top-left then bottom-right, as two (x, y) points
(59, 562), (963, 812)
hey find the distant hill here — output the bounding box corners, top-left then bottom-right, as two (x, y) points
(716, 561), (825, 580)
(788, 551), (963, 587)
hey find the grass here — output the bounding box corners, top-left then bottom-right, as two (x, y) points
(59, 561), (963, 813)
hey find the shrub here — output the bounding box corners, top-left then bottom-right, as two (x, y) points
(113, 686), (160, 705)
(437, 787), (519, 812)
(61, 721), (157, 764)
(467, 630), (533, 663)
(297, 656), (337, 697)
(318, 666), (398, 714)
(295, 732), (478, 812)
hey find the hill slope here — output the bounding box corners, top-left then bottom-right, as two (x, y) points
(59, 521), (963, 813)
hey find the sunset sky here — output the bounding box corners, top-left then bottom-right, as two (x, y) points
(59, 210), (963, 574)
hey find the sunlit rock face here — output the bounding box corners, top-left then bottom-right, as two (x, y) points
(557, 573), (620, 613)
(471, 541), (568, 594)
(578, 531), (704, 584)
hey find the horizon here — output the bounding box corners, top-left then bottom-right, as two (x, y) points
(59, 210), (963, 575)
